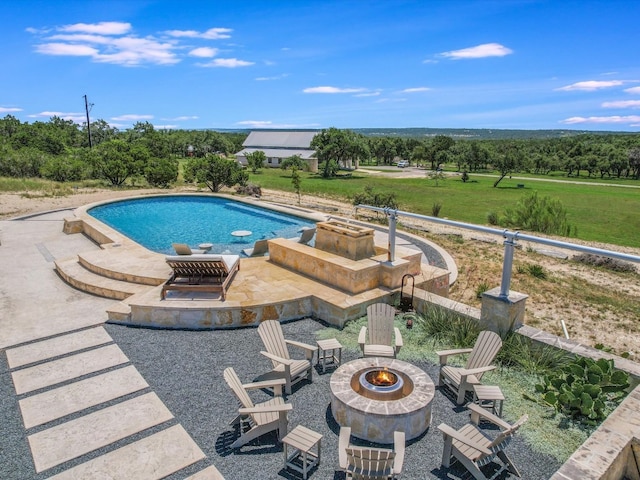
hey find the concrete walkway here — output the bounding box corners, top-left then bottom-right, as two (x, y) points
(0, 210), (222, 479)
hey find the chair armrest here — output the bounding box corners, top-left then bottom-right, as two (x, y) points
(238, 403), (293, 415)
(437, 423), (492, 455)
(358, 326), (367, 347)
(436, 348), (473, 364)
(393, 327), (404, 349)
(338, 426), (352, 470)
(460, 365), (496, 378)
(467, 403), (511, 430)
(393, 431), (405, 475)
(260, 351), (294, 366)
(243, 378), (286, 396)
(285, 339), (318, 360)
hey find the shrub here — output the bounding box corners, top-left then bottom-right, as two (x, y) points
(144, 158), (178, 187)
(415, 305), (480, 348)
(501, 191), (575, 236)
(572, 253), (636, 273)
(527, 264), (547, 279)
(475, 282), (490, 299)
(236, 182), (262, 197)
(527, 356), (630, 425)
(498, 332), (572, 374)
(431, 202), (442, 217)
(487, 211), (499, 225)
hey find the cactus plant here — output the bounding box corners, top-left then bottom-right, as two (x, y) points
(527, 356), (630, 425)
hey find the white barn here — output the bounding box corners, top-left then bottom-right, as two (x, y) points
(235, 130), (319, 172)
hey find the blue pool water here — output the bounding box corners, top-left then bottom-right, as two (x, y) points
(88, 195), (315, 255)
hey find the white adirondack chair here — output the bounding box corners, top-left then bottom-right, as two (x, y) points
(358, 303), (403, 358)
(223, 367), (292, 449)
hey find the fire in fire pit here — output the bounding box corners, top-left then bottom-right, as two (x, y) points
(357, 367), (405, 400)
(366, 368), (398, 387)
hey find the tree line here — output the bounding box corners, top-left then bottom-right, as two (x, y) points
(1, 115), (639, 191)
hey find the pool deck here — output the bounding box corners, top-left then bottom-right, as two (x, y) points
(56, 193), (454, 330)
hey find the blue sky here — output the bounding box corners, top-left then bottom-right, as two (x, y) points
(1, 0), (639, 131)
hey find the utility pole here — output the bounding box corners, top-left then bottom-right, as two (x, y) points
(83, 94), (93, 148)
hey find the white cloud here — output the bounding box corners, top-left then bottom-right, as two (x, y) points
(255, 73), (289, 81)
(401, 87), (431, 93)
(35, 43), (99, 56)
(189, 47), (218, 58)
(164, 27), (232, 39)
(197, 58), (254, 68)
(561, 115), (640, 124)
(237, 120), (320, 128)
(153, 124), (179, 130)
(556, 80), (624, 91)
(0, 107), (23, 113)
(28, 111), (86, 122)
(602, 100), (640, 109)
(440, 43), (513, 60)
(165, 115), (199, 121)
(624, 86), (640, 94)
(303, 86), (366, 94)
(354, 92), (381, 97)
(59, 22), (131, 35)
(29, 22), (237, 66)
(111, 114), (154, 121)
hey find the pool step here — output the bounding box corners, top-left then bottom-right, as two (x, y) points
(55, 257), (152, 300)
(79, 247), (168, 286)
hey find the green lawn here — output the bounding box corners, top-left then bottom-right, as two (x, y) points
(250, 169), (640, 248)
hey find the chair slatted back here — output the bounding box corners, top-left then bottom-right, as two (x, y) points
(466, 330), (502, 380)
(298, 227), (316, 245)
(366, 303), (396, 346)
(251, 239), (269, 256)
(223, 367), (254, 410)
(166, 259), (228, 279)
(345, 447), (395, 480)
(258, 320), (291, 367)
(476, 414), (528, 467)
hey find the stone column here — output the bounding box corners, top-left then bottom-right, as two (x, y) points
(480, 287), (528, 334)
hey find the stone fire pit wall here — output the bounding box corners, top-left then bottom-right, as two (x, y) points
(314, 220), (378, 260)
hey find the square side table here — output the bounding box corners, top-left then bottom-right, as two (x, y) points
(283, 425), (323, 479)
(472, 384), (505, 417)
(316, 338), (342, 373)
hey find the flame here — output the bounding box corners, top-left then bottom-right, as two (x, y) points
(370, 367), (397, 386)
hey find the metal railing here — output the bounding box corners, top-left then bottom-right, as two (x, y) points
(356, 205), (640, 299)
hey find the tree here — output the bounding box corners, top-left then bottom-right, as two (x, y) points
(144, 158), (179, 187)
(184, 154), (243, 192)
(311, 127), (369, 177)
(492, 143), (523, 187)
(291, 167), (302, 204)
(246, 150), (266, 173)
(280, 154), (306, 172)
(92, 139), (148, 186)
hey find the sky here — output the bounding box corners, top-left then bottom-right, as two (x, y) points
(1, 0), (640, 132)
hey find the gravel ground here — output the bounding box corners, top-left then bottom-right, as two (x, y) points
(102, 318), (561, 480)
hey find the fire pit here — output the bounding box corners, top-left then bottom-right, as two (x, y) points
(330, 357), (434, 443)
(358, 367), (405, 401)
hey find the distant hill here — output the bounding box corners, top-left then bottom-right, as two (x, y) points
(350, 127), (634, 140)
(211, 127), (635, 140)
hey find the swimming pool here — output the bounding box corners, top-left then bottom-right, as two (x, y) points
(88, 195), (316, 255)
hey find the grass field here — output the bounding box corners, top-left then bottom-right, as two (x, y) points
(249, 168), (640, 248)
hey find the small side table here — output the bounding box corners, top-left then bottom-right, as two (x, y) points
(282, 425), (322, 479)
(198, 243), (213, 252)
(472, 384), (505, 417)
(316, 338), (342, 373)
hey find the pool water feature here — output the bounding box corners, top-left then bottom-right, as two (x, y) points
(88, 195), (315, 256)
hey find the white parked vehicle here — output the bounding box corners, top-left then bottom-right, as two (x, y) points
(396, 160), (410, 168)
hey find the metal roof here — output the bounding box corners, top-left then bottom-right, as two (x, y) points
(236, 148), (316, 160)
(242, 130), (319, 149)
